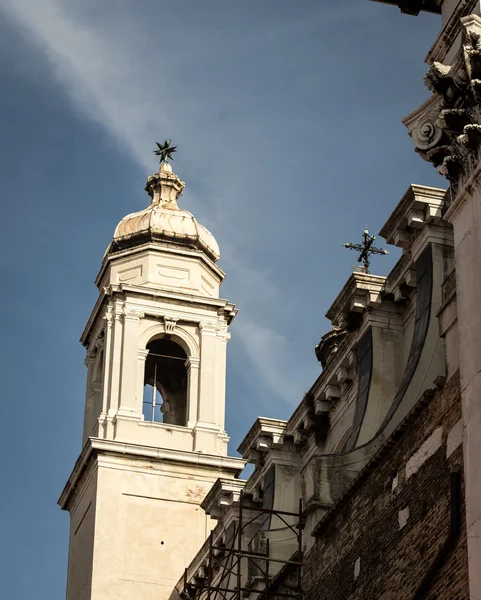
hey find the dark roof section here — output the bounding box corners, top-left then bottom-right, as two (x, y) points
(371, 0), (442, 15)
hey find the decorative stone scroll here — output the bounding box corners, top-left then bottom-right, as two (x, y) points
(163, 316), (178, 334)
(404, 14), (481, 200)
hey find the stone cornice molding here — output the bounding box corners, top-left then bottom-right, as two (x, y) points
(95, 242), (226, 289)
(200, 477), (247, 519)
(410, 222), (455, 262)
(237, 417), (288, 462)
(379, 184), (447, 248)
(58, 438), (245, 511)
(184, 356), (200, 370)
(123, 305), (145, 322)
(325, 272), (386, 326)
(80, 285), (237, 346)
(425, 0), (476, 65)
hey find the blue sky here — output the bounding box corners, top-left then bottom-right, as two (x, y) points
(0, 1), (442, 598)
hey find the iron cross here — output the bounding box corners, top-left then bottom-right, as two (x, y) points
(153, 139), (177, 164)
(344, 229), (389, 273)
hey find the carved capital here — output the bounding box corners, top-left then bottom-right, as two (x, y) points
(123, 306), (144, 322)
(406, 14), (481, 201)
(199, 321), (217, 334)
(103, 305), (114, 329)
(403, 96), (444, 160)
(84, 349), (96, 366)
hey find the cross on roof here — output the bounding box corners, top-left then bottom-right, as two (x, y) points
(344, 229), (389, 274)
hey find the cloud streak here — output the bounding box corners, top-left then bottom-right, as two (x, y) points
(0, 0), (319, 404)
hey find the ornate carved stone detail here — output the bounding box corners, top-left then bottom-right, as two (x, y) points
(315, 326), (348, 368)
(404, 14), (481, 200)
(163, 316), (178, 334)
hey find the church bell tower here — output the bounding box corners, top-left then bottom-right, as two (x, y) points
(59, 150), (244, 600)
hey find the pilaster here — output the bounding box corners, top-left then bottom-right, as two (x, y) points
(185, 356), (200, 427)
(404, 14), (481, 597)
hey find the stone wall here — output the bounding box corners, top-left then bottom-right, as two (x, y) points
(268, 372), (469, 600)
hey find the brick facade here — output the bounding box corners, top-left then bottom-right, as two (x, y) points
(269, 372), (469, 600)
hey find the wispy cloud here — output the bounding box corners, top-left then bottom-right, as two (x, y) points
(0, 0), (323, 404)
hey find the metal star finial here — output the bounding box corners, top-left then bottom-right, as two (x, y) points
(344, 229), (389, 273)
(153, 139), (177, 164)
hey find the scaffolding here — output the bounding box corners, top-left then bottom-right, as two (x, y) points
(182, 493), (304, 600)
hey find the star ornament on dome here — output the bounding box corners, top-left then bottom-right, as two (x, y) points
(153, 139), (177, 164)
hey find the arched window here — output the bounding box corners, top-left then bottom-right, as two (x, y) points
(143, 338), (188, 426)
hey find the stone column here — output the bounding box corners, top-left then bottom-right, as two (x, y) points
(107, 300), (124, 415)
(185, 356), (200, 428)
(118, 305), (144, 417)
(136, 349), (149, 417)
(99, 304), (113, 439)
(215, 331), (230, 431)
(197, 322), (218, 424)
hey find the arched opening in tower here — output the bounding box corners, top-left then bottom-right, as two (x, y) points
(143, 338), (188, 426)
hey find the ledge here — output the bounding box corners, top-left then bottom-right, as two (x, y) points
(237, 417), (288, 462)
(80, 282), (238, 345)
(379, 184), (446, 249)
(370, 0), (441, 15)
(201, 477), (247, 518)
(325, 272), (386, 325)
(58, 437), (245, 510)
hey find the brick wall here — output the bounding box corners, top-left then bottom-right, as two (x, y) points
(269, 372), (469, 600)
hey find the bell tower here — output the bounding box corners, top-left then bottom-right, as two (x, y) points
(59, 151), (245, 600)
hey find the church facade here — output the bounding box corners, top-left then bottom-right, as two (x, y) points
(60, 1), (481, 599)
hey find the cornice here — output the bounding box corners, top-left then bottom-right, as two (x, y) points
(425, 0), (476, 65)
(80, 285), (237, 345)
(58, 438), (245, 511)
(237, 417), (288, 460)
(379, 184), (447, 246)
(325, 272), (386, 325)
(371, 0), (442, 15)
(95, 242), (225, 288)
(201, 477), (247, 518)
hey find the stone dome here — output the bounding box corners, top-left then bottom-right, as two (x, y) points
(111, 162), (220, 262)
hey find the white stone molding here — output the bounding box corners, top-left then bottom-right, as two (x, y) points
(163, 315), (178, 334)
(123, 305), (144, 322)
(185, 356), (200, 370)
(102, 305), (114, 329)
(199, 320), (218, 334)
(139, 321), (199, 356)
